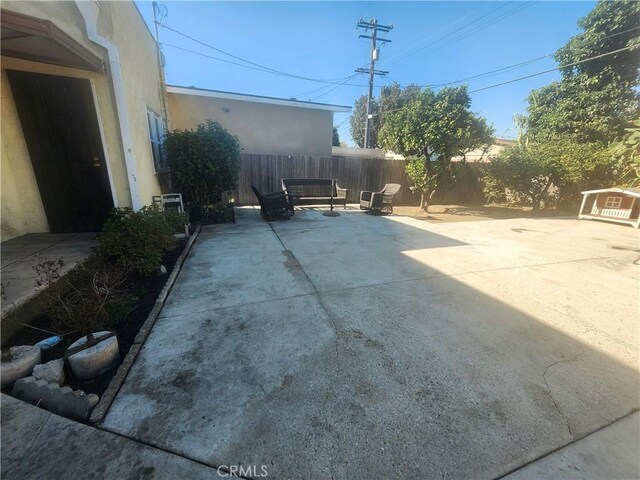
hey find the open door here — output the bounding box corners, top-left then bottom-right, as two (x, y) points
(7, 70), (114, 232)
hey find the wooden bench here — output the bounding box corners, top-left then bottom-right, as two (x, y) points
(281, 178), (348, 209)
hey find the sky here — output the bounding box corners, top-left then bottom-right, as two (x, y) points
(136, 1), (597, 146)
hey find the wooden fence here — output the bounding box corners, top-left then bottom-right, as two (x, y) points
(235, 153), (485, 206)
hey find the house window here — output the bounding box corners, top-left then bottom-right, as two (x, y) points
(604, 196), (622, 208)
(147, 108), (167, 172)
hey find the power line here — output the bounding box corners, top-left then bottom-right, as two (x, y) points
(334, 114), (352, 128)
(385, 25), (640, 90)
(160, 24), (363, 85)
(383, 4), (486, 64)
(401, 2), (536, 66)
(430, 54), (552, 87)
(388, 2), (524, 67)
(162, 43), (368, 86)
(433, 24), (640, 87)
(311, 73), (363, 101)
(469, 43), (639, 93)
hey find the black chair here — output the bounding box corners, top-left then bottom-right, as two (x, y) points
(251, 185), (294, 221)
(360, 184), (402, 214)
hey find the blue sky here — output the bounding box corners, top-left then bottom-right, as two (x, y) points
(136, 1), (596, 145)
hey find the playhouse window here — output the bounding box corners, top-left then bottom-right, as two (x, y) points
(604, 196), (622, 208)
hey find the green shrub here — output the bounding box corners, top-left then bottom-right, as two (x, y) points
(164, 120), (242, 221)
(483, 140), (616, 210)
(97, 206), (179, 276)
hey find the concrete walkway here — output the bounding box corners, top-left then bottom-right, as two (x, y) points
(96, 207), (638, 479)
(1, 232), (96, 319)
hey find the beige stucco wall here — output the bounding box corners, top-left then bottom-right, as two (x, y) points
(103, 1), (167, 204)
(0, 1), (165, 241)
(167, 93), (335, 156)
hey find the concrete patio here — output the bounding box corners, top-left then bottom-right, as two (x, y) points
(93, 206), (640, 478)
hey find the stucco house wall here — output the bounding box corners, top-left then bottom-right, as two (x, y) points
(167, 88), (350, 157)
(1, 1), (166, 241)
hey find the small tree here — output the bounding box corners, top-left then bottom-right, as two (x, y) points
(164, 120), (242, 220)
(332, 127), (341, 147)
(379, 86), (493, 211)
(349, 83), (422, 148)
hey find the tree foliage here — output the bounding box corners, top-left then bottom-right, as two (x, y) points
(379, 86), (493, 211)
(349, 83), (421, 148)
(486, 1), (639, 209)
(611, 119), (640, 187)
(332, 127), (340, 147)
(527, 0), (640, 143)
(350, 95), (378, 148)
(164, 120), (242, 219)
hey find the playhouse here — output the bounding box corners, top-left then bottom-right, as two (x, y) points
(578, 187), (640, 228)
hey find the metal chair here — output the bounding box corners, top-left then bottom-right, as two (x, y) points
(152, 193), (185, 214)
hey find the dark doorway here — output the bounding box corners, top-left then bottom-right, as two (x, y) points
(7, 70), (114, 232)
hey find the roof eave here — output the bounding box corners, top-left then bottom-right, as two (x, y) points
(581, 188), (640, 198)
(166, 85), (351, 112)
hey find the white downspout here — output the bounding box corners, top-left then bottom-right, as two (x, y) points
(76, 1), (142, 210)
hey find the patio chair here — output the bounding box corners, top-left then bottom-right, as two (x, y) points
(360, 184), (402, 214)
(251, 185), (294, 221)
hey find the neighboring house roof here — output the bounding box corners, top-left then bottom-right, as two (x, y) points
(495, 138), (517, 147)
(167, 85), (352, 112)
(451, 138), (515, 163)
(581, 187), (640, 198)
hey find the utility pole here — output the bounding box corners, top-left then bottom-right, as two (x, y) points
(356, 18), (392, 149)
(152, 2), (169, 123)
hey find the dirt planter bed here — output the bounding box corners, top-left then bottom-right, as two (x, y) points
(1, 226), (201, 422)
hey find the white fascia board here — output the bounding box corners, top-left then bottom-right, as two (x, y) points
(166, 86), (352, 113)
(580, 188), (640, 198)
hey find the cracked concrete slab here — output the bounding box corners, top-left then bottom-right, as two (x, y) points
(102, 207), (639, 479)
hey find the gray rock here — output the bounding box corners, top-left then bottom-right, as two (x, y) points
(12, 377), (99, 421)
(32, 359), (65, 385)
(66, 332), (119, 380)
(1, 345), (41, 388)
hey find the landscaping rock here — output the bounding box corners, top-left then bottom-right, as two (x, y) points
(66, 332), (119, 381)
(1, 346), (41, 388)
(32, 359), (65, 385)
(156, 264), (168, 275)
(12, 377), (99, 421)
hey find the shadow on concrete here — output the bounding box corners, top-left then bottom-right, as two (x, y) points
(91, 208), (639, 479)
